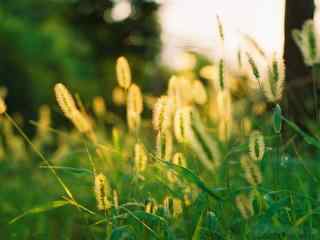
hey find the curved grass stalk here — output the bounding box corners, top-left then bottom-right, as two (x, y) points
(4, 112), (75, 201)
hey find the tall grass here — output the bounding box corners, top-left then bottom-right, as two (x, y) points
(1, 9), (320, 240)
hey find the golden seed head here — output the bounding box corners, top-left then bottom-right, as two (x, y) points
(216, 89), (232, 122)
(71, 110), (92, 133)
(199, 65), (216, 80)
(94, 173), (111, 211)
(37, 105), (51, 136)
(172, 198), (183, 217)
(163, 197), (183, 217)
(134, 143), (148, 172)
(144, 95), (158, 110)
(163, 196), (171, 210)
(293, 20), (319, 66)
(218, 119), (232, 142)
(249, 131), (265, 161)
(145, 199), (158, 214)
(54, 84), (95, 139)
(127, 84), (143, 114)
(127, 110), (141, 132)
(168, 76), (193, 107)
(156, 132), (162, 160)
(173, 107), (192, 143)
(192, 80), (208, 105)
(153, 96), (173, 132)
(116, 56), (131, 89)
(54, 83), (77, 119)
(164, 130), (173, 161)
(172, 152), (187, 168)
(93, 96), (106, 117)
(168, 75), (182, 109)
(156, 130), (173, 161)
(112, 86), (126, 106)
(240, 155), (263, 186)
(241, 117), (252, 136)
(253, 102), (267, 115)
(235, 194), (254, 219)
(0, 97), (7, 114)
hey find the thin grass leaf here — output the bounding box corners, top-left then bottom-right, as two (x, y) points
(110, 225), (135, 240)
(293, 207), (320, 227)
(282, 116), (320, 149)
(160, 160), (223, 201)
(10, 200), (69, 224)
(192, 212), (204, 240)
(5, 113), (75, 201)
(40, 165), (92, 176)
(63, 197), (96, 215)
(119, 206), (161, 239)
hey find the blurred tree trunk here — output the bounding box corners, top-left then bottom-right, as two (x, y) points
(285, 0), (313, 79)
(284, 0), (314, 121)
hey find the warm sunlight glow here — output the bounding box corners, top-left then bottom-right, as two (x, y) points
(160, 0), (286, 69)
(111, 0), (132, 22)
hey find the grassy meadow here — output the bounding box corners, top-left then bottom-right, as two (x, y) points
(1, 10), (320, 240)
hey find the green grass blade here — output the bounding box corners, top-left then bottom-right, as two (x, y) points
(192, 212), (204, 240)
(40, 165), (92, 176)
(9, 200), (69, 224)
(282, 116), (320, 149)
(160, 160), (223, 201)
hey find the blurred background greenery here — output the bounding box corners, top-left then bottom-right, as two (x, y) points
(1, 1), (320, 239)
(0, 0), (165, 122)
(0, 0), (316, 126)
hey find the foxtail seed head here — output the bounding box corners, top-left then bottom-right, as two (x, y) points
(249, 131), (265, 161)
(127, 110), (141, 132)
(293, 20), (319, 66)
(0, 97), (7, 114)
(240, 155), (262, 186)
(37, 105), (51, 136)
(235, 194), (254, 219)
(94, 173), (111, 211)
(112, 87), (126, 106)
(218, 119), (232, 142)
(173, 107), (192, 143)
(153, 96), (173, 132)
(172, 198), (183, 217)
(134, 143), (148, 172)
(241, 117), (252, 136)
(156, 130), (173, 161)
(172, 152), (187, 168)
(192, 80), (208, 105)
(168, 75), (182, 109)
(71, 110), (92, 133)
(168, 76), (193, 107)
(163, 197), (183, 217)
(145, 199), (158, 214)
(216, 89), (232, 122)
(54, 83), (77, 119)
(93, 96), (106, 117)
(216, 15), (224, 43)
(116, 56), (131, 89)
(263, 55), (286, 102)
(127, 84), (143, 114)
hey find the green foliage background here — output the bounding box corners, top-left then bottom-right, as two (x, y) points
(0, 0), (162, 119)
